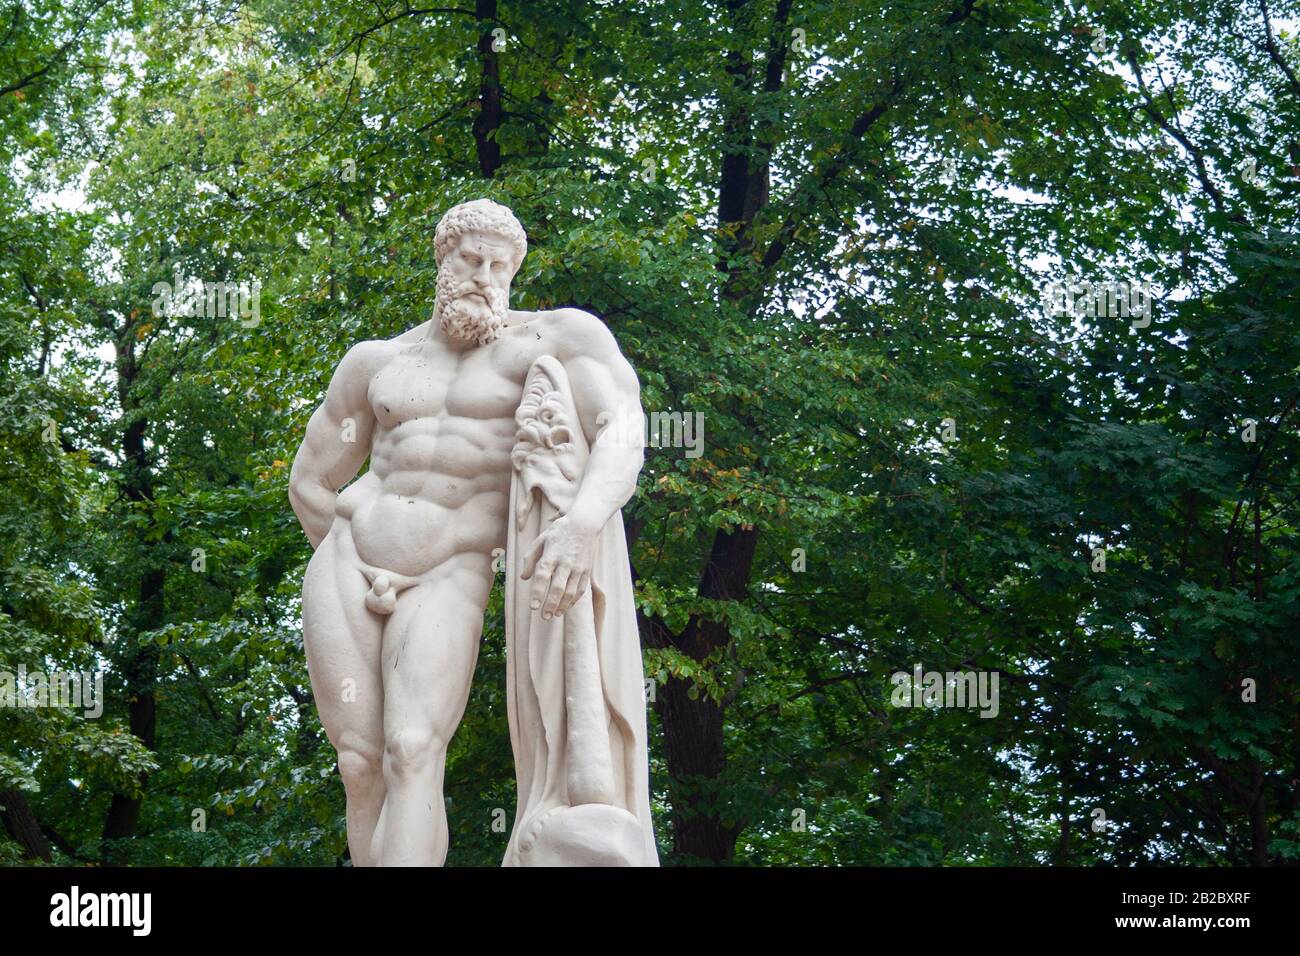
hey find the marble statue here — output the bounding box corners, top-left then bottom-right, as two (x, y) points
(288, 198), (658, 867)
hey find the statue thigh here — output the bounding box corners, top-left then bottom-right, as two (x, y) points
(301, 529), (386, 776)
(379, 573), (485, 764)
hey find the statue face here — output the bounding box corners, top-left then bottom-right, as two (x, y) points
(436, 230), (518, 346)
(447, 230), (516, 305)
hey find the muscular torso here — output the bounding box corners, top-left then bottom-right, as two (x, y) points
(337, 312), (553, 576)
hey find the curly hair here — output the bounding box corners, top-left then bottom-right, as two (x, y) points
(433, 198), (528, 271)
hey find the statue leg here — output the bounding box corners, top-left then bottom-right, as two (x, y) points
(374, 571), (485, 866)
(302, 527), (386, 866)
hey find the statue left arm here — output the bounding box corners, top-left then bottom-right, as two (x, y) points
(519, 309), (645, 619)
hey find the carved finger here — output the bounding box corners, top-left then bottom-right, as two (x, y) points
(519, 535), (547, 581)
(530, 560), (555, 611)
(557, 568), (586, 615)
(542, 566), (571, 620)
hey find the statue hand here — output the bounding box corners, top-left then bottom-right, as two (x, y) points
(520, 513), (598, 619)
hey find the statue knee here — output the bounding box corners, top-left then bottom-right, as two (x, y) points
(337, 741), (382, 792)
(383, 728), (445, 781)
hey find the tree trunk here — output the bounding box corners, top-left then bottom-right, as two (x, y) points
(1248, 763), (1269, 866)
(0, 788), (52, 861)
(473, 0), (502, 178)
(656, 680), (737, 861)
(102, 568), (162, 849)
(649, 524), (759, 861)
(646, 0), (780, 862)
(102, 333), (163, 857)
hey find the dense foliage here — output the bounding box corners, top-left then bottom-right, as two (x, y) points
(1, 0), (1297, 866)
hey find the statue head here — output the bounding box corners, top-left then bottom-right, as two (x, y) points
(433, 199), (528, 347)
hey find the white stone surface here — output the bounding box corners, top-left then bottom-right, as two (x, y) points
(289, 198), (657, 866)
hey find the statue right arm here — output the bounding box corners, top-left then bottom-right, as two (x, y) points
(288, 342), (384, 548)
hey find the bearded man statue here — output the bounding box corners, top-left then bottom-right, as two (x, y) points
(289, 198), (658, 867)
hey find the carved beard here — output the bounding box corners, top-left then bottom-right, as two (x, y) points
(435, 268), (507, 347)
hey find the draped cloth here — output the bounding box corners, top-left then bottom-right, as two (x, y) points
(502, 355), (658, 867)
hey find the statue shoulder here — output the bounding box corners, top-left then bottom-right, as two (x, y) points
(334, 337), (399, 383)
(544, 307), (620, 359)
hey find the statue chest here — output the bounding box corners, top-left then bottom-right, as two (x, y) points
(367, 348), (526, 429)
